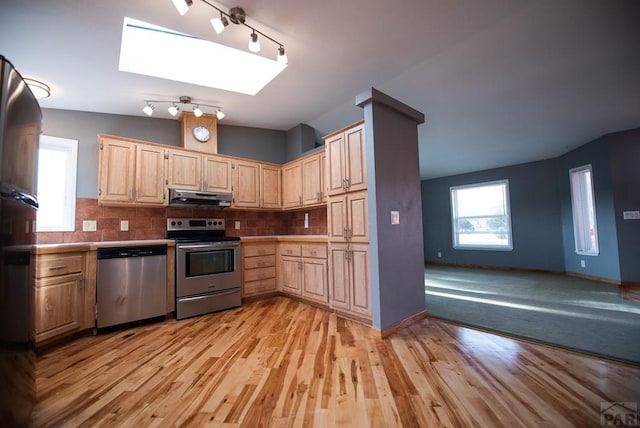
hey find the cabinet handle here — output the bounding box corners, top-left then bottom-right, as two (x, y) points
(299, 195), (302, 205)
(48, 265), (66, 270)
(298, 261), (303, 270)
(347, 228), (352, 240)
(80, 278), (85, 291)
(343, 228), (347, 239)
(342, 178), (347, 191)
(129, 188), (133, 200)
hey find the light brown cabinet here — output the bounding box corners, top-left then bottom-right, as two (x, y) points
(233, 160), (281, 209)
(278, 243), (328, 305)
(32, 252), (86, 346)
(168, 150), (233, 193)
(242, 243), (277, 298)
(328, 243), (371, 319)
(98, 136), (167, 206)
(281, 151), (325, 210)
(327, 190), (368, 243)
(325, 122), (366, 196)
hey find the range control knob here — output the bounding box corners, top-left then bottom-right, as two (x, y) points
(208, 221), (213, 226)
(171, 221), (176, 226)
(177, 221), (182, 226)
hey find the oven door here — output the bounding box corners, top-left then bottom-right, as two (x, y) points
(176, 241), (241, 297)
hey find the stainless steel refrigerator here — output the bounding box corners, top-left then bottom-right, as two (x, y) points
(0, 55), (41, 426)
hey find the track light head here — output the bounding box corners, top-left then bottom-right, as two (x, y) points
(168, 104), (179, 116)
(172, 0), (193, 16)
(211, 14), (229, 34)
(216, 109), (225, 120)
(277, 46), (288, 64)
(142, 103), (154, 116)
(193, 106), (203, 117)
(248, 31), (260, 53)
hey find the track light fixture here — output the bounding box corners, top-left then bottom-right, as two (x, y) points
(172, 1), (288, 63)
(142, 96), (224, 119)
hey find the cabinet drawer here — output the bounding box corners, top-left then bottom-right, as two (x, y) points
(244, 267), (276, 282)
(280, 244), (301, 257)
(243, 278), (277, 296)
(35, 254), (84, 278)
(302, 244), (327, 259)
(243, 244), (276, 257)
(244, 255), (276, 269)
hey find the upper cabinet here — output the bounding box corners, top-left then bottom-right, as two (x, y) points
(281, 151), (325, 210)
(98, 135), (167, 206)
(167, 150), (233, 193)
(233, 159), (281, 209)
(325, 122), (366, 196)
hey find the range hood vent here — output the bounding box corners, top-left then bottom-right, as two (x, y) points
(169, 189), (232, 207)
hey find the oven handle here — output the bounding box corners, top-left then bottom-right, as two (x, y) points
(179, 289), (239, 302)
(178, 242), (240, 251)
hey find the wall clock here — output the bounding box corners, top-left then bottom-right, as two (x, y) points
(193, 125), (211, 142)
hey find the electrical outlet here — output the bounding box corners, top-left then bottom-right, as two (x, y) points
(82, 220), (97, 232)
(120, 220), (129, 231)
(304, 212), (309, 229)
(437, 251), (442, 258)
(235, 221), (240, 230)
(580, 260), (585, 268)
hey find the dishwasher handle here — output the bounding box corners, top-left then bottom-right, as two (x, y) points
(97, 245), (167, 259)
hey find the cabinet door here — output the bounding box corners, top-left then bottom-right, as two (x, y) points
(261, 164), (282, 209)
(135, 145), (167, 204)
(327, 196), (347, 241)
(98, 138), (135, 203)
(325, 133), (345, 196)
(34, 274), (83, 343)
(203, 155), (232, 193)
(168, 150), (201, 190)
(328, 245), (350, 311)
(302, 258), (328, 304)
(233, 160), (260, 208)
(282, 161), (302, 209)
(344, 124), (367, 192)
(347, 190), (369, 242)
(302, 154), (322, 206)
(349, 245), (371, 317)
(280, 257), (301, 295)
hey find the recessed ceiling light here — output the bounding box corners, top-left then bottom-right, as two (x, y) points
(119, 17), (287, 96)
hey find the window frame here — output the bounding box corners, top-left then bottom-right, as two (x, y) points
(569, 164), (599, 256)
(35, 135), (78, 232)
(450, 179), (514, 251)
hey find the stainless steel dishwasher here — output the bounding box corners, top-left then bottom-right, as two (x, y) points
(96, 245), (167, 329)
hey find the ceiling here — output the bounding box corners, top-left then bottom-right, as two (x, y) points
(1, 0), (639, 179)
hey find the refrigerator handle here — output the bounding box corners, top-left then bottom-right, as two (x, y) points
(0, 183), (39, 210)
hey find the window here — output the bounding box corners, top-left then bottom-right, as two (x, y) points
(569, 165), (599, 255)
(36, 136), (78, 232)
(450, 179), (513, 250)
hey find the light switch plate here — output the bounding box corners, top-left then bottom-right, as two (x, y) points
(235, 221), (241, 230)
(120, 220), (129, 231)
(391, 211), (400, 225)
(82, 220), (97, 232)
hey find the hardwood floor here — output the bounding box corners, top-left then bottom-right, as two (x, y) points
(33, 297), (640, 427)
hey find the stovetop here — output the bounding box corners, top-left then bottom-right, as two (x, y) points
(166, 217), (240, 243)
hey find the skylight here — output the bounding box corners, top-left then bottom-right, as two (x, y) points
(119, 17), (287, 96)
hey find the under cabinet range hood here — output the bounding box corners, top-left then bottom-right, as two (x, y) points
(169, 189), (232, 207)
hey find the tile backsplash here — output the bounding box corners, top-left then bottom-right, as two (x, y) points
(35, 198), (327, 244)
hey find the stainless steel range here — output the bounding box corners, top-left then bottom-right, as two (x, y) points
(167, 218), (241, 320)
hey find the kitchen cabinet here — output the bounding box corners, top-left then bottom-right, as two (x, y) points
(327, 190), (368, 243)
(328, 243), (371, 319)
(98, 135), (167, 206)
(168, 149), (233, 193)
(282, 151), (325, 210)
(31, 252), (86, 346)
(325, 122), (366, 196)
(233, 160), (281, 209)
(279, 243), (328, 305)
(242, 243), (277, 298)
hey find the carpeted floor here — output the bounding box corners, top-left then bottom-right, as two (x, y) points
(425, 265), (640, 365)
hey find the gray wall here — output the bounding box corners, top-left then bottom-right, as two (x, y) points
(285, 123), (318, 162)
(42, 109), (288, 198)
(422, 127), (640, 283)
(422, 159), (565, 271)
(359, 89), (425, 330)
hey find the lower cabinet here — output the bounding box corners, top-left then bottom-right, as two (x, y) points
(242, 243), (277, 298)
(328, 243), (371, 319)
(279, 243), (328, 305)
(32, 252), (87, 346)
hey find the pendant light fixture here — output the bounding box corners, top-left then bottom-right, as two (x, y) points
(142, 96), (224, 119)
(171, 1), (287, 63)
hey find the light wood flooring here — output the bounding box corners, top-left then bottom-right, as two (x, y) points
(33, 297), (640, 427)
